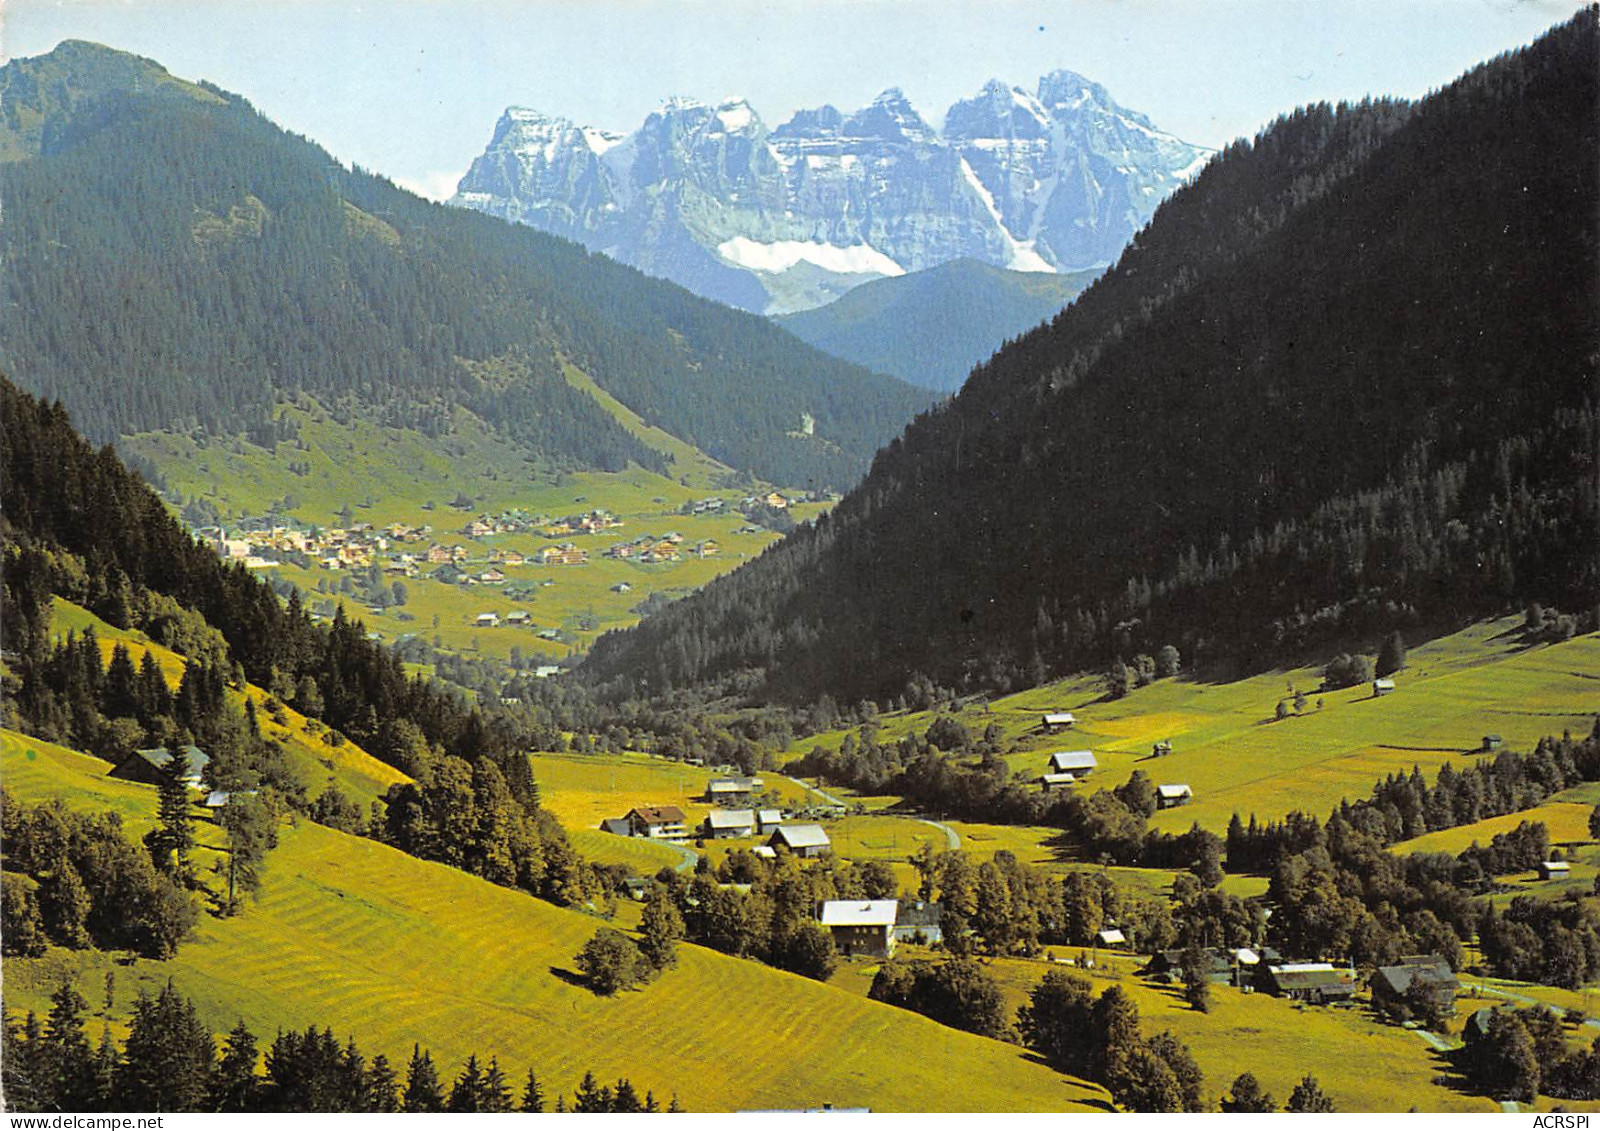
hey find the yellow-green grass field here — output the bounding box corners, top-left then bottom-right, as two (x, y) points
(787, 622), (1600, 839)
(828, 947), (1500, 1112)
(526, 750), (810, 832)
(945, 820), (1272, 900)
(0, 736), (1106, 1113)
(51, 599), (407, 811)
(1395, 802), (1596, 857)
(566, 827), (688, 874)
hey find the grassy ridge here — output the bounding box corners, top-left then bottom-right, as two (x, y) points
(52, 598), (407, 810)
(0, 735), (1105, 1113)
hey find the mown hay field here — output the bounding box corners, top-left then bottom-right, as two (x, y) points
(790, 623), (1599, 838)
(1, 735), (1105, 1113)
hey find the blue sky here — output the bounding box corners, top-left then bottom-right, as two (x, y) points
(3, 0), (1586, 199)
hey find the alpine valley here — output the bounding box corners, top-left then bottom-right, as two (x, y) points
(3, 7), (1600, 1120)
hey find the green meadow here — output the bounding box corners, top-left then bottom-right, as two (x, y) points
(788, 620), (1600, 838)
(0, 733), (1106, 1113)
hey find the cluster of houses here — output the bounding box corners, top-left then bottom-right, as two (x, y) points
(532, 510), (623, 538)
(1143, 947), (1463, 1013)
(199, 519), (436, 573)
(603, 531), (720, 563)
(598, 803), (834, 858)
(1036, 749), (1192, 809)
(455, 509), (620, 540)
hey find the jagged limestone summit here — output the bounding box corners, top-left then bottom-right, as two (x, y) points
(451, 72), (1209, 314)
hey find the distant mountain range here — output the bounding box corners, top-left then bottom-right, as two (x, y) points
(451, 74), (1209, 314)
(581, 9), (1600, 705)
(0, 41), (929, 490)
(774, 259), (1100, 392)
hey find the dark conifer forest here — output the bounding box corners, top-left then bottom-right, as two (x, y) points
(582, 9), (1600, 705)
(0, 41), (929, 489)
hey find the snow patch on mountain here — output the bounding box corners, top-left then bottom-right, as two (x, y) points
(717, 237), (904, 278)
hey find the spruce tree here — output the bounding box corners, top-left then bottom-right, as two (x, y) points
(573, 1069), (612, 1112)
(1286, 1074), (1337, 1112)
(614, 1077), (643, 1112)
(638, 887), (684, 971)
(1377, 630), (1408, 677)
(4, 1012), (50, 1112)
(1222, 1071), (1277, 1112)
(45, 981), (97, 1110)
(1178, 943), (1212, 1012)
(366, 1054), (400, 1113)
(402, 1045), (444, 1112)
(447, 1053), (485, 1112)
(103, 643), (140, 721)
(481, 1057), (513, 1112)
(212, 1020), (260, 1112)
(91, 1025), (119, 1109)
(520, 1067), (545, 1112)
(152, 749), (196, 880)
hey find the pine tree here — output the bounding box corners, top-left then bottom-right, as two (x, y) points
(481, 1057), (513, 1112)
(638, 887), (684, 971)
(1286, 1074), (1336, 1112)
(402, 1045), (444, 1112)
(217, 792), (274, 913)
(520, 1067), (545, 1112)
(366, 1054), (400, 1113)
(1377, 630), (1408, 677)
(45, 981), (98, 1110)
(447, 1053), (485, 1112)
(152, 749), (196, 880)
(212, 1020), (260, 1112)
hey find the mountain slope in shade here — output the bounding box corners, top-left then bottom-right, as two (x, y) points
(452, 73), (1208, 314)
(0, 41), (929, 491)
(580, 9), (1600, 706)
(774, 259), (1101, 392)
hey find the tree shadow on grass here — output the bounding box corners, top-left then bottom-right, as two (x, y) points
(1415, 1043), (1496, 1104)
(1015, 1052), (1118, 1111)
(548, 965), (589, 990)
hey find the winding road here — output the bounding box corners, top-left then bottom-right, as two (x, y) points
(781, 774), (962, 850)
(917, 818), (961, 850)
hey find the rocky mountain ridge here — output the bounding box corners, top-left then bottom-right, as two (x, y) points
(452, 72), (1209, 313)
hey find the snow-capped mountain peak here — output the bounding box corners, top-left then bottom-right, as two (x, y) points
(452, 69), (1209, 314)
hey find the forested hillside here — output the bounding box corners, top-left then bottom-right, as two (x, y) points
(583, 9), (1600, 705)
(775, 259), (1099, 392)
(0, 42), (928, 489)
